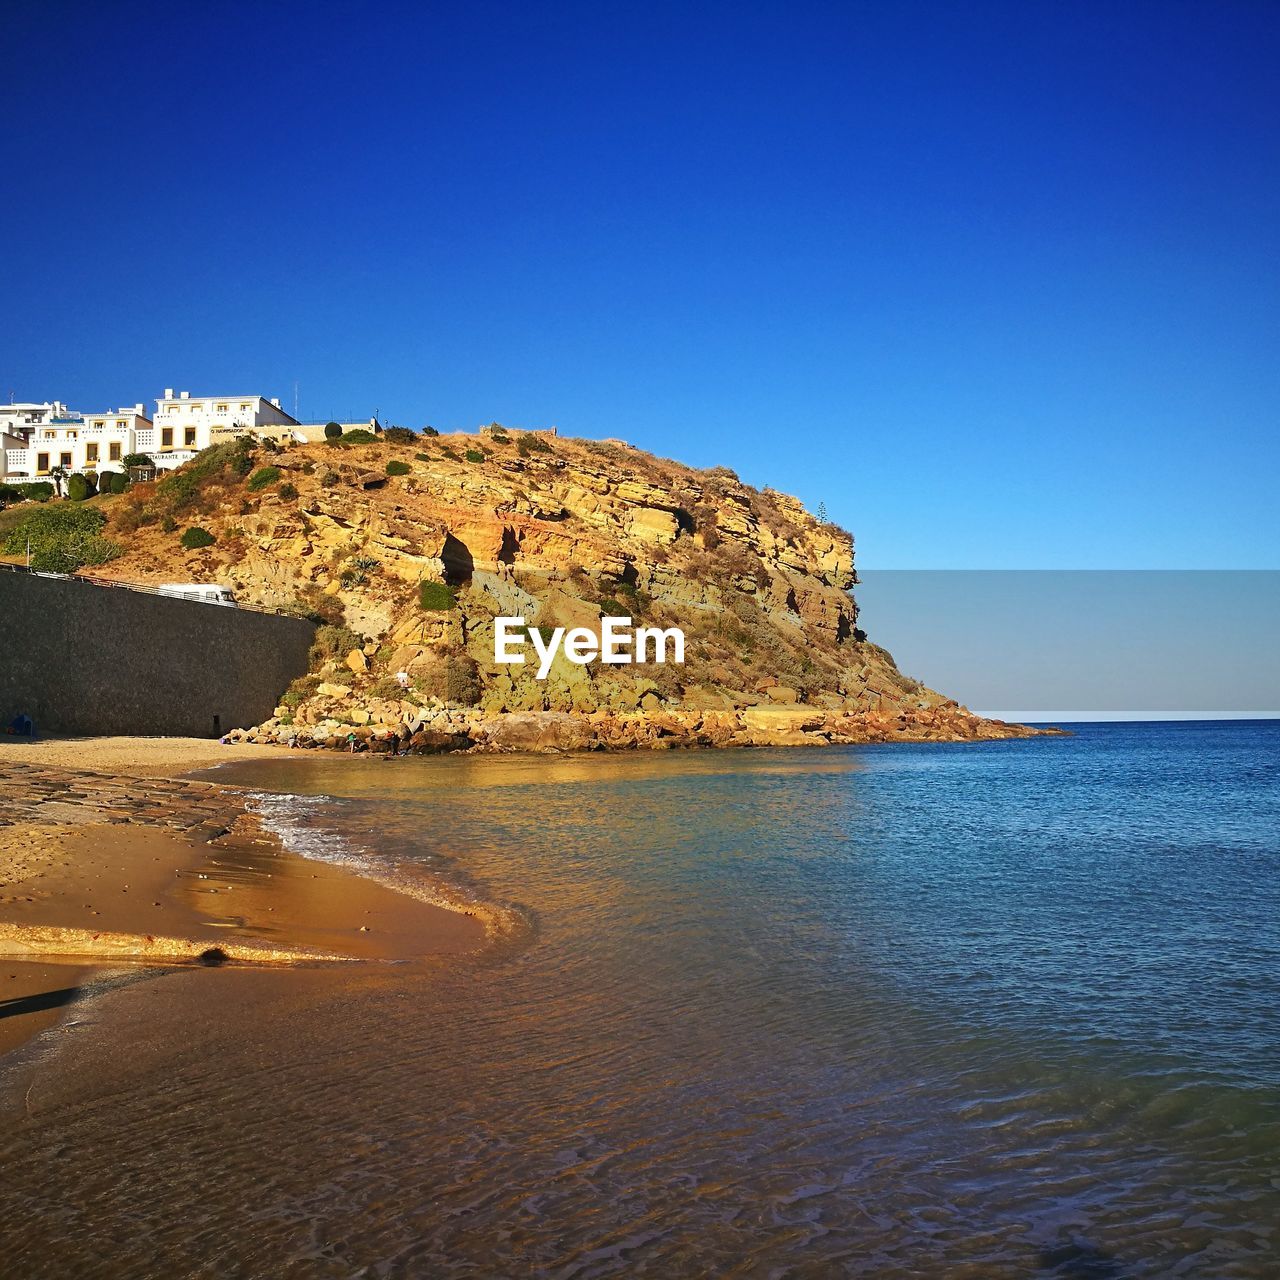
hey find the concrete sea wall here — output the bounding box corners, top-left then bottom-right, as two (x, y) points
(0, 571), (314, 738)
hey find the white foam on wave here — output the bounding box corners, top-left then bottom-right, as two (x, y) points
(244, 791), (370, 871)
(242, 791), (531, 945)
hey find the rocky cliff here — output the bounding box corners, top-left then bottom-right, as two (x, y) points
(92, 427), (1042, 752)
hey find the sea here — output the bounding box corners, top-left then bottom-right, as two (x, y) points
(2, 720), (1277, 1277)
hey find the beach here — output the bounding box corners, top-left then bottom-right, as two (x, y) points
(0, 737), (486, 1061)
(0, 724), (1277, 1276)
(0, 733), (297, 776)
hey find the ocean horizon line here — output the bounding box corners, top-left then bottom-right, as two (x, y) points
(982, 711), (1280, 724)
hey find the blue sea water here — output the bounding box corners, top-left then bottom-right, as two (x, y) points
(4, 720), (1279, 1277)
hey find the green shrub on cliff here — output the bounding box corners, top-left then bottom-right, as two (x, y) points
(385, 460), (411, 476)
(340, 429), (378, 445)
(516, 433), (553, 457)
(464, 449), (485, 464)
(157, 438), (256, 514)
(599, 580), (648, 620)
(246, 465), (281, 492)
(383, 427), (417, 444)
(309, 623), (363, 667)
(445, 656), (482, 705)
(16, 482), (54, 502)
(281, 674), (321, 709)
(368, 675), (406, 700)
(340, 554), (380, 587)
(180, 526), (216, 550)
(66, 472), (97, 502)
(413, 653), (481, 705)
(419, 581), (457, 611)
(3, 505), (121, 573)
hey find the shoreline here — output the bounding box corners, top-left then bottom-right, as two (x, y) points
(0, 721), (1058, 1061)
(0, 740), (489, 1062)
(227, 705), (1062, 755)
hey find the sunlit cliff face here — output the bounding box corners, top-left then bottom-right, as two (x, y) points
(93, 431), (1047, 747)
(91, 430), (953, 723)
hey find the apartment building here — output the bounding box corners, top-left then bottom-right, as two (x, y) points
(77, 405), (153, 473)
(0, 400), (79, 445)
(3, 388), (379, 483)
(151, 389), (300, 463)
(2, 402), (82, 479)
(4, 406), (150, 481)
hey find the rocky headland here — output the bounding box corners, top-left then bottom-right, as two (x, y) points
(87, 426), (1049, 752)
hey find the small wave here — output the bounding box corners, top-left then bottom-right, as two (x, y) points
(242, 791), (534, 949)
(243, 792), (362, 868)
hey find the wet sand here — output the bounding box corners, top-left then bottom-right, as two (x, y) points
(0, 749), (485, 1060)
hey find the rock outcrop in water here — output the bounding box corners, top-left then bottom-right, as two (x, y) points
(91, 426), (1042, 751)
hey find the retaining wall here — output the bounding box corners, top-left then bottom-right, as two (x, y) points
(0, 572), (314, 737)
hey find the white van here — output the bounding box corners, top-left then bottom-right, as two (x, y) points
(156, 583), (238, 607)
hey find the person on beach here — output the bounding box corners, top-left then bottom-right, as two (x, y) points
(347, 731), (357, 753)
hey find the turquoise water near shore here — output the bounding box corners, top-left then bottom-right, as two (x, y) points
(5, 721), (1279, 1276)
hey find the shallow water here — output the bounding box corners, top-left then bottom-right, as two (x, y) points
(3, 721), (1278, 1277)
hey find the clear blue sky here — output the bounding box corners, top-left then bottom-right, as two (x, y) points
(4, 1), (1277, 568)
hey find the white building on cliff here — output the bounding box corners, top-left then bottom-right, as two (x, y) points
(150, 388), (301, 464)
(0, 400), (79, 444)
(2, 387), (382, 484)
(3, 405), (150, 482)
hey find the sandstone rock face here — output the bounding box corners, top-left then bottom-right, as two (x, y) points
(742, 705), (825, 733)
(95, 428), (1050, 752)
(479, 712), (593, 752)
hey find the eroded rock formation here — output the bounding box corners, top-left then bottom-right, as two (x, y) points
(93, 427), (1045, 751)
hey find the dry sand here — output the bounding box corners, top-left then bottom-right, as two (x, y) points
(0, 743), (485, 1057)
(0, 733), (296, 777)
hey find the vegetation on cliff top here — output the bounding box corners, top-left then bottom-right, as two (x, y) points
(3, 504), (122, 573)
